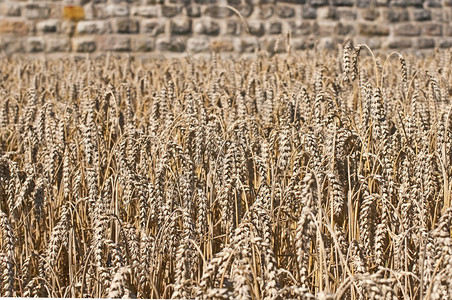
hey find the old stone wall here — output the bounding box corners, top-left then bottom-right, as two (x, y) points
(1, 0), (452, 55)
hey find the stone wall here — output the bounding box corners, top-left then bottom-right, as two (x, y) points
(1, 0), (452, 55)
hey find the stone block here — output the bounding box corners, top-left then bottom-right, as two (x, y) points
(24, 4), (50, 19)
(422, 23), (442, 36)
(193, 19), (220, 36)
(337, 8), (357, 20)
(0, 20), (29, 35)
(362, 9), (379, 21)
(333, 0), (354, 6)
(115, 18), (139, 34)
(291, 37), (315, 49)
(186, 5), (201, 17)
(37, 19), (59, 33)
(356, 37), (382, 48)
(438, 38), (452, 48)
(234, 37), (259, 53)
(161, 6), (180, 17)
(205, 5), (232, 18)
(141, 20), (165, 36)
(289, 20), (314, 36)
(417, 38), (435, 48)
(170, 19), (191, 35)
(211, 39), (234, 52)
(46, 36), (71, 52)
(317, 7), (337, 19)
(156, 37), (186, 52)
(391, 0), (423, 7)
(237, 5), (253, 17)
(263, 37), (287, 54)
(187, 36), (210, 52)
(100, 36), (131, 51)
(76, 20), (111, 34)
(356, 0), (371, 7)
(385, 9), (409, 22)
(226, 20), (241, 35)
(302, 5), (317, 19)
(248, 20), (264, 36)
(336, 22), (355, 35)
(268, 22), (282, 34)
(446, 25), (452, 36)
(258, 6), (274, 19)
(1, 3), (21, 16)
(73, 37), (96, 52)
(277, 0), (306, 3)
(0, 37), (23, 54)
(427, 0), (441, 7)
(25, 37), (45, 52)
(277, 5), (295, 18)
(386, 38), (412, 48)
(413, 9), (432, 21)
(131, 6), (159, 18)
(105, 4), (129, 17)
(133, 37), (155, 52)
(358, 23), (390, 36)
(310, 0), (328, 6)
(394, 23), (421, 36)
(317, 37), (340, 50)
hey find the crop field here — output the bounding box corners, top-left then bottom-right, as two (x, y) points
(0, 44), (451, 299)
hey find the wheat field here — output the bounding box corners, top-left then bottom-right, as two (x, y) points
(0, 44), (451, 299)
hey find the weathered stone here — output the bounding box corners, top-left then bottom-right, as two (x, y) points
(362, 9), (379, 21)
(446, 25), (452, 36)
(161, 6), (180, 17)
(445, 0), (452, 6)
(187, 36), (210, 52)
(131, 6), (159, 18)
(268, 22), (282, 34)
(336, 22), (355, 35)
(0, 37), (23, 54)
(333, 0), (354, 6)
(258, 6), (274, 19)
(317, 37), (339, 50)
(356, 0), (371, 8)
(376, 0), (389, 6)
(317, 21), (335, 35)
(37, 19), (59, 33)
(263, 38), (287, 54)
(205, 5), (231, 18)
(156, 37), (186, 52)
(291, 37), (315, 49)
(317, 7), (337, 19)
(310, 0), (328, 7)
(277, 6), (295, 18)
(100, 36), (131, 51)
(46, 36), (71, 52)
(105, 4), (129, 17)
(302, 5), (317, 19)
(277, 0), (306, 3)
(226, 20), (241, 35)
(211, 39), (234, 52)
(394, 24), (421, 36)
(359, 23), (390, 36)
(132, 37), (155, 52)
(422, 23), (442, 36)
(417, 38), (435, 48)
(438, 38), (452, 48)
(77, 20), (111, 34)
(0, 20), (29, 35)
(170, 19), (191, 35)
(427, 0), (442, 7)
(385, 9), (409, 22)
(234, 37), (259, 53)
(193, 19), (220, 36)
(168, 0), (191, 4)
(186, 5), (201, 17)
(237, 5), (253, 17)
(356, 37), (381, 48)
(115, 18), (139, 34)
(73, 37), (96, 52)
(1, 3), (21, 16)
(61, 20), (76, 35)
(24, 4), (50, 19)
(289, 20), (314, 36)
(413, 9), (432, 21)
(141, 20), (165, 35)
(248, 20), (264, 36)
(386, 38), (411, 48)
(391, 0), (423, 7)
(337, 8), (357, 20)
(194, 0), (217, 4)
(25, 37), (45, 52)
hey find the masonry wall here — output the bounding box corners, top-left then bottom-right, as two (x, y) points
(1, 0), (452, 55)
